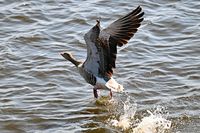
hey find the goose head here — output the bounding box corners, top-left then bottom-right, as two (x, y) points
(61, 52), (73, 60)
(60, 52), (82, 67)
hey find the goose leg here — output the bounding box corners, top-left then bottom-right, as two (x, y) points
(110, 90), (112, 98)
(93, 87), (98, 98)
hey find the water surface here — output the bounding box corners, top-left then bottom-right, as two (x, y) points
(0, 0), (200, 133)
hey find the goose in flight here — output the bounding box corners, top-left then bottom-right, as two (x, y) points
(61, 6), (144, 98)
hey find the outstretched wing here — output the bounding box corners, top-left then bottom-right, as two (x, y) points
(101, 6), (144, 47)
(83, 21), (101, 76)
(98, 6), (144, 77)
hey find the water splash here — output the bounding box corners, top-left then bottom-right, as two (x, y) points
(132, 109), (171, 133)
(107, 92), (137, 130)
(109, 94), (137, 130)
(107, 93), (171, 133)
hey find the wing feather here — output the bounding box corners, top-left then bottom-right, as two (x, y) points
(83, 21), (101, 76)
(97, 6), (144, 77)
(83, 6), (144, 79)
(101, 6), (144, 47)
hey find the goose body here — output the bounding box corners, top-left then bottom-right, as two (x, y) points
(61, 6), (144, 98)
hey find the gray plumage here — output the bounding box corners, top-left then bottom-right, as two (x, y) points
(61, 6), (144, 98)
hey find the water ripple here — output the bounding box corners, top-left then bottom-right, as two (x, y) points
(0, 0), (200, 132)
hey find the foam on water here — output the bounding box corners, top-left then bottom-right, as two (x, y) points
(109, 94), (137, 130)
(107, 93), (171, 133)
(132, 109), (171, 133)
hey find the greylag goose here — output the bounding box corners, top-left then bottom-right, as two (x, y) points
(61, 6), (144, 98)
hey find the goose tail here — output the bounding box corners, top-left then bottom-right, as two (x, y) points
(105, 78), (124, 92)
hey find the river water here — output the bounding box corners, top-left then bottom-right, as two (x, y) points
(0, 0), (200, 133)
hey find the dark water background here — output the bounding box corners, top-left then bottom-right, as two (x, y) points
(0, 0), (200, 133)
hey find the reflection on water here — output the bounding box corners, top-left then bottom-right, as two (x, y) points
(0, 0), (200, 133)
